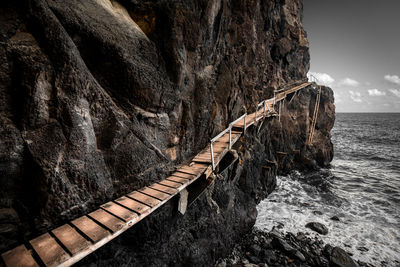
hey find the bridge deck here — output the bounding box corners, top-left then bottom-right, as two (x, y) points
(1, 82), (312, 267)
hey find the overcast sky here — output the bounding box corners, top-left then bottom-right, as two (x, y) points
(303, 0), (400, 112)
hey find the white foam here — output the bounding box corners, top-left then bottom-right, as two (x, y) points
(255, 174), (400, 266)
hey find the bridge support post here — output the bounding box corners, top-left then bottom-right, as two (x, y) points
(178, 189), (188, 215)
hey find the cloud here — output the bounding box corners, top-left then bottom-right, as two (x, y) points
(349, 90), (362, 103)
(384, 75), (400, 85)
(334, 91), (342, 103)
(308, 72), (335, 86)
(368, 89), (386, 96)
(339, 78), (360, 87)
(389, 89), (400, 98)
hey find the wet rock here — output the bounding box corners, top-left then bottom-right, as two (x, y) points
(293, 250), (306, 262)
(357, 246), (369, 252)
(330, 247), (358, 267)
(330, 216), (340, 221)
(323, 244), (334, 257)
(272, 237), (296, 253)
(306, 222), (329, 235)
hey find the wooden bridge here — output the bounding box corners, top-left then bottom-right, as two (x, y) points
(1, 81), (321, 267)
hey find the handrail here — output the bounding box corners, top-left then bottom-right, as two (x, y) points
(229, 113), (247, 149)
(210, 113), (247, 170)
(209, 81), (312, 171)
(307, 73), (320, 84)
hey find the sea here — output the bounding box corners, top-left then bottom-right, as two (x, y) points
(255, 113), (400, 266)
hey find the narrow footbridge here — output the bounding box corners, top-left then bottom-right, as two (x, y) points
(1, 81), (319, 267)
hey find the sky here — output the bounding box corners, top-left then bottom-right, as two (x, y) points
(303, 0), (400, 112)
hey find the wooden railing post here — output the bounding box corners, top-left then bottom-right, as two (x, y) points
(210, 142), (215, 170)
(229, 126), (232, 149)
(263, 101), (266, 117)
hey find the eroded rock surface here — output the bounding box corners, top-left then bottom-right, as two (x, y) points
(0, 0), (334, 265)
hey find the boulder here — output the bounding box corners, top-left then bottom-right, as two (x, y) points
(330, 216), (340, 221)
(330, 247), (358, 267)
(306, 222), (329, 235)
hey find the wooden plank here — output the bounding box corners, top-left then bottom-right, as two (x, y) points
(114, 196), (151, 215)
(178, 165), (207, 175)
(1, 245), (38, 267)
(177, 167), (202, 175)
(192, 158), (213, 164)
(30, 233), (70, 267)
(71, 216), (110, 243)
(192, 157), (212, 163)
(166, 176), (189, 184)
(101, 202), (137, 222)
(139, 187), (170, 201)
(127, 191), (160, 207)
(51, 224), (90, 256)
(149, 183), (177, 195)
(88, 209), (125, 233)
(158, 179), (181, 188)
(188, 163), (209, 169)
(171, 172), (195, 180)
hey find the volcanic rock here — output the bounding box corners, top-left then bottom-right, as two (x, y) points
(306, 222), (329, 235)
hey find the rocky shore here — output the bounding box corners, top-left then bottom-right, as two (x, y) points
(216, 227), (375, 267)
(215, 228), (373, 267)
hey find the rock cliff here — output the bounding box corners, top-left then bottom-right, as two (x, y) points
(0, 0), (334, 265)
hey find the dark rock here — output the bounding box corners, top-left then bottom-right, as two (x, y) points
(306, 222), (329, 235)
(247, 255), (261, 264)
(313, 210), (323, 215)
(331, 216), (340, 221)
(263, 249), (277, 264)
(330, 247), (358, 267)
(357, 246), (368, 252)
(272, 237), (296, 253)
(323, 244), (334, 257)
(296, 232), (307, 241)
(250, 244), (262, 256)
(293, 250), (306, 262)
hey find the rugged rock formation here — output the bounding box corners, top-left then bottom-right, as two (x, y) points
(0, 0), (334, 265)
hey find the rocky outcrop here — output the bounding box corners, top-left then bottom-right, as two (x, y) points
(0, 0), (334, 265)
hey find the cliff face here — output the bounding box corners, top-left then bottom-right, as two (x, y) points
(0, 0), (334, 264)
